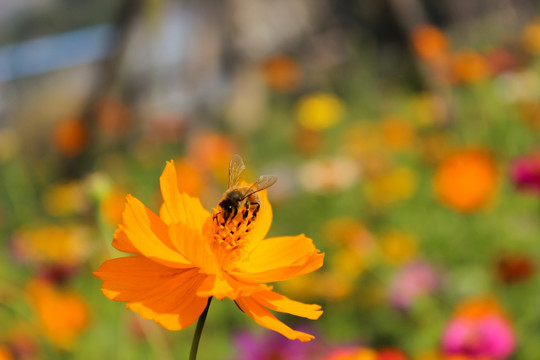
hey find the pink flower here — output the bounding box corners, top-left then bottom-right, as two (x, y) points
(511, 152), (540, 194)
(231, 329), (323, 360)
(442, 297), (516, 359)
(389, 261), (439, 310)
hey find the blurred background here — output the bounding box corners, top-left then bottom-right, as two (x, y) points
(2, 0), (540, 359)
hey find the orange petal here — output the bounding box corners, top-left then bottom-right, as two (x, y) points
(252, 290), (322, 320)
(235, 296), (316, 342)
(196, 274), (235, 300)
(168, 222), (219, 274)
(122, 195), (192, 268)
(245, 189), (272, 250)
(94, 256), (193, 302)
(232, 235), (324, 283)
(159, 203), (173, 225)
(112, 226), (139, 254)
(196, 272), (272, 300)
(159, 161), (210, 229)
(126, 270), (208, 330)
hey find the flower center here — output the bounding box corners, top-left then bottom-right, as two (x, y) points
(208, 206), (256, 266)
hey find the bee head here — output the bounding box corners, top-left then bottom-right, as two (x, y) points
(219, 190), (243, 222)
(219, 199), (234, 218)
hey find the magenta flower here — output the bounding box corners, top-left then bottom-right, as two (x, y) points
(442, 297), (516, 359)
(231, 329), (323, 360)
(511, 152), (540, 194)
(388, 261), (439, 310)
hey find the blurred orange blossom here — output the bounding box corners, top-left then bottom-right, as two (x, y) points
(12, 225), (92, 266)
(172, 158), (204, 197)
(411, 25), (449, 62)
(451, 50), (490, 84)
(26, 279), (90, 349)
(433, 148), (498, 212)
(323, 347), (378, 360)
(188, 132), (237, 183)
(0, 346), (12, 360)
(262, 54), (302, 92)
(100, 188), (128, 227)
(94, 160), (324, 342)
(522, 21), (540, 55)
(53, 118), (89, 157)
(380, 116), (416, 152)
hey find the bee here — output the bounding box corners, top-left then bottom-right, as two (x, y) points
(216, 154), (277, 226)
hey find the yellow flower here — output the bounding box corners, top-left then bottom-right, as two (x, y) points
(95, 160), (324, 342)
(278, 273), (319, 301)
(0, 128), (19, 162)
(408, 93), (448, 127)
(413, 350), (442, 360)
(315, 272), (354, 301)
(355, 349), (378, 360)
(42, 181), (88, 217)
(12, 225), (92, 266)
(364, 166), (417, 207)
(342, 122), (383, 158)
(296, 93), (345, 131)
(522, 21), (540, 55)
(379, 231), (417, 266)
(323, 218), (374, 248)
(323, 347), (378, 360)
(380, 116), (416, 152)
(331, 248), (366, 278)
(418, 131), (454, 165)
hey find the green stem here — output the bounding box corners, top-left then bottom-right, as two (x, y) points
(189, 297), (212, 360)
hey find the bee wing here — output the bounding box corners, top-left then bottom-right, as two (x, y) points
(228, 154), (246, 189)
(249, 175), (278, 193)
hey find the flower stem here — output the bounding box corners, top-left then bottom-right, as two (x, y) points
(189, 297), (212, 360)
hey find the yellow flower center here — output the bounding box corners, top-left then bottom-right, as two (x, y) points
(207, 206), (256, 267)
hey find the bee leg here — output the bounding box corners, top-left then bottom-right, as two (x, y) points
(242, 202), (250, 220)
(252, 202), (260, 220)
(246, 202), (260, 227)
(220, 213), (228, 226)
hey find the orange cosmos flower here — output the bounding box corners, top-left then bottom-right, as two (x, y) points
(0, 346), (12, 360)
(433, 148), (498, 212)
(262, 54), (302, 92)
(522, 21), (540, 55)
(411, 25), (449, 62)
(26, 279), (90, 349)
(53, 118), (89, 157)
(94, 159), (324, 342)
(380, 116), (416, 152)
(451, 50), (490, 84)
